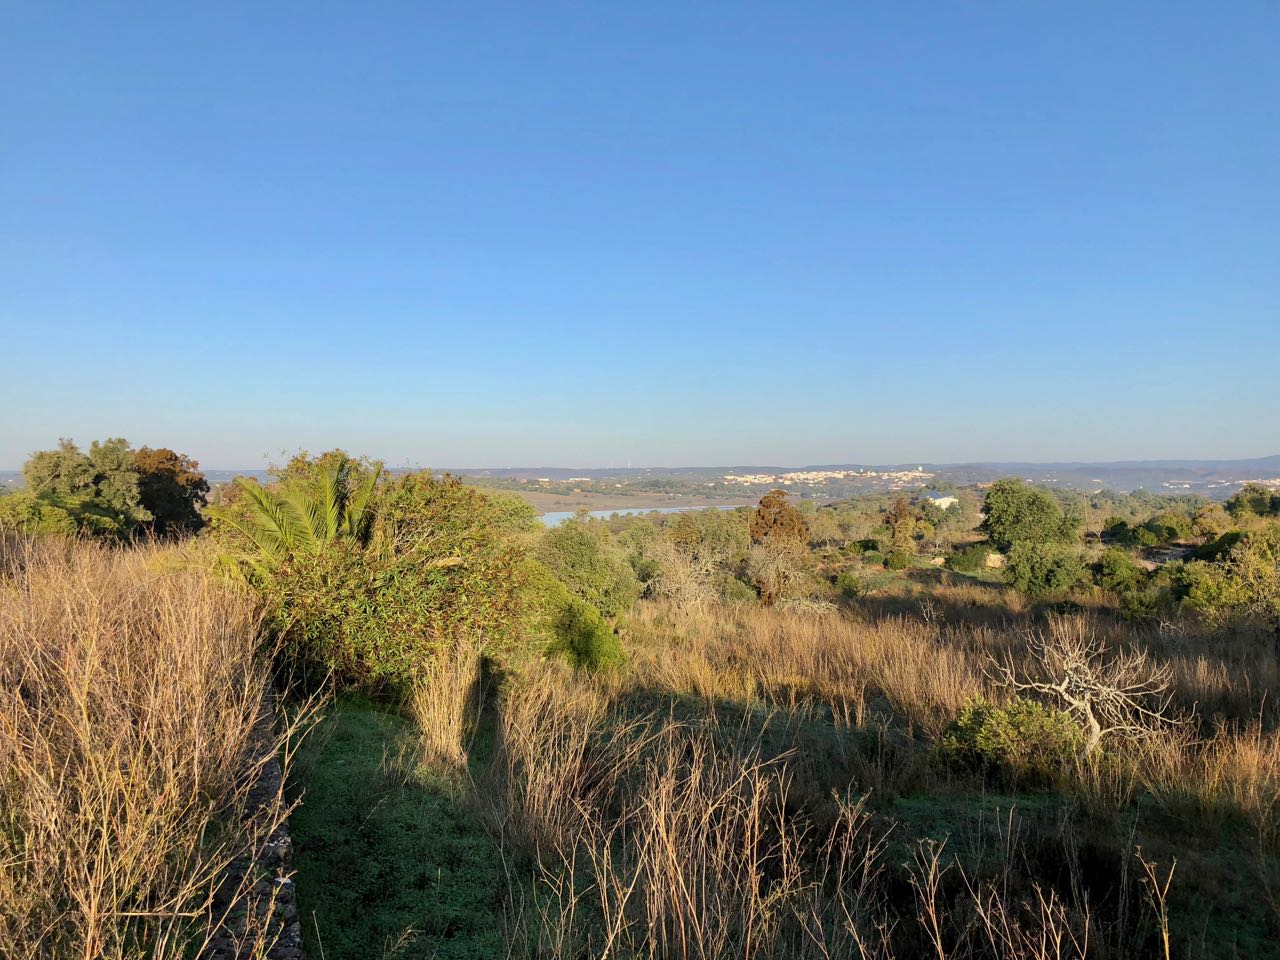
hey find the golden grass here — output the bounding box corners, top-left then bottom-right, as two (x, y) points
(0, 538), (305, 960)
(625, 601), (989, 737)
(484, 597), (1280, 957)
(410, 639), (482, 773)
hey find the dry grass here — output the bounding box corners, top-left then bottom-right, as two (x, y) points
(491, 661), (1108, 959)
(481, 596), (1280, 958)
(410, 639), (482, 773)
(625, 601), (988, 738)
(0, 537), (307, 960)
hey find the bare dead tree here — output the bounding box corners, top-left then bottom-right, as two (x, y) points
(988, 618), (1180, 755)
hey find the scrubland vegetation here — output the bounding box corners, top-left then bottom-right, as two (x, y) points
(3, 438), (1280, 957)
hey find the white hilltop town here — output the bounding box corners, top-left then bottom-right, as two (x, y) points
(721, 466), (935, 488)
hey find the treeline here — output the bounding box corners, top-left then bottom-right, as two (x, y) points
(0, 438), (208, 537)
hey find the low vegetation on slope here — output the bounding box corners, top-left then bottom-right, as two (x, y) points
(3, 438), (1279, 958)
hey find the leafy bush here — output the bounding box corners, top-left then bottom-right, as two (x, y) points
(547, 595), (626, 670)
(1005, 542), (1087, 598)
(1097, 547), (1144, 594)
(537, 517), (640, 620)
(942, 698), (1082, 784)
(945, 542), (991, 573)
(718, 573), (760, 605)
(835, 569), (865, 599)
(884, 550), (912, 570)
(862, 550), (885, 566)
(209, 454), (535, 691)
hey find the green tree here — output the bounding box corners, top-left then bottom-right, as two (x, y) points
(13, 437), (153, 536)
(981, 479), (1081, 552)
(536, 515), (640, 620)
(1226, 484), (1280, 519)
(133, 447), (210, 535)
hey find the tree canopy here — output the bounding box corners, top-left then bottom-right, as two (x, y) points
(981, 479), (1082, 552)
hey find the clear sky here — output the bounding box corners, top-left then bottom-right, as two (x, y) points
(2, 3), (1277, 469)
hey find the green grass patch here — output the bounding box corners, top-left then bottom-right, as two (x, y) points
(289, 698), (505, 960)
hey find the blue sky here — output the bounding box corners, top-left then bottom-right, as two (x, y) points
(2, 3), (1277, 469)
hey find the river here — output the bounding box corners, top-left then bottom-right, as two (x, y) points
(540, 504), (745, 526)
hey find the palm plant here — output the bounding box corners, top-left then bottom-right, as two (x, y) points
(207, 458), (383, 575)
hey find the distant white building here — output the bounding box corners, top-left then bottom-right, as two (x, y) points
(921, 493), (959, 511)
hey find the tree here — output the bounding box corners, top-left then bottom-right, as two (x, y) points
(23, 439), (95, 498)
(748, 491), (811, 605)
(537, 516), (640, 620)
(133, 447), (210, 535)
(1191, 503), (1232, 540)
(886, 497), (919, 553)
(14, 437), (151, 536)
(1226, 484), (1280, 519)
(750, 489), (810, 551)
(981, 479), (1081, 552)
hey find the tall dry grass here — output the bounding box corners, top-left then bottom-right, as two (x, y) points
(490, 662), (1106, 959)
(0, 537), (305, 960)
(410, 639), (482, 773)
(479, 597), (1280, 958)
(626, 601), (989, 737)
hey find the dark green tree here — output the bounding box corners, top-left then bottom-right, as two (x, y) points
(981, 479), (1081, 552)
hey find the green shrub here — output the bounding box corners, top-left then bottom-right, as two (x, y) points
(884, 550), (911, 570)
(945, 542), (991, 573)
(942, 698), (1082, 785)
(835, 569), (865, 599)
(1005, 542), (1087, 597)
(719, 573), (760, 605)
(862, 550), (885, 566)
(537, 517), (641, 620)
(210, 455), (536, 692)
(548, 596), (625, 670)
(1097, 547), (1144, 594)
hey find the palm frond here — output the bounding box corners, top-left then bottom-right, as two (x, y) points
(343, 462), (383, 544)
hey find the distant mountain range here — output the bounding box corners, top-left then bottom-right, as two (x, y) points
(3, 455), (1278, 499)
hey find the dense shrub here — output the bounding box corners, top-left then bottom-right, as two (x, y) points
(884, 549), (911, 570)
(942, 698), (1082, 784)
(537, 517), (641, 620)
(1097, 547), (1145, 594)
(209, 455), (536, 691)
(835, 569), (865, 599)
(547, 595), (626, 670)
(1005, 542), (1087, 597)
(719, 573), (760, 605)
(945, 542), (991, 572)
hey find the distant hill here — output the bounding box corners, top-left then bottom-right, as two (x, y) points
(4, 455), (1277, 499)
(455, 455), (1280, 498)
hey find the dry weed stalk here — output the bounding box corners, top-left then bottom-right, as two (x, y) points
(410, 638), (481, 773)
(0, 537), (313, 960)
